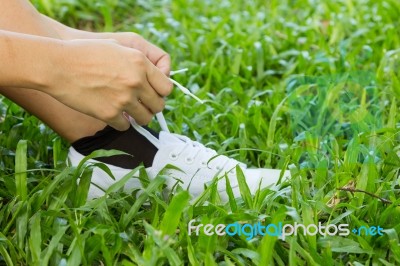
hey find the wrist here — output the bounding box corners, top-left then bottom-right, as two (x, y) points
(30, 39), (70, 94)
(40, 39), (81, 97)
(0, 31), (65, 92)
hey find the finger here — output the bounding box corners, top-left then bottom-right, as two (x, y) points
(124, 34), (171, 75)
(152, 49), (171, 76)
(138, 82), (166, 114)
(143, 42), (171, 76)
(125, 99), (154, 125)
(108, 113), (130, 131)
(145, 59), (173, 97)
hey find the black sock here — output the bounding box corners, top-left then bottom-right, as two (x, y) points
(71, 126), (159, 169)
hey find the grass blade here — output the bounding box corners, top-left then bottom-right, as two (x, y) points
(159, 190), (189, 236)
(15, 140), (28, 201)
(235, 166), (252, 208)
(225, 174), (238, 212)
(29, 212), (42, 265)
(41, 225), (68, 265)
(0, 243), (14, 266)
(120, 175), (166, 228)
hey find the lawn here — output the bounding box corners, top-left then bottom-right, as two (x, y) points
(1, 0), (400, 265)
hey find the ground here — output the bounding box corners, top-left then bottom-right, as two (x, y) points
(1, 0), (400, 265)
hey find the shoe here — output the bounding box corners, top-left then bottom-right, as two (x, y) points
(67, 72), (290, 200)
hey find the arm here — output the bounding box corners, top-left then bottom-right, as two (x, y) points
(0, 30), (61, 90)
(0, 29), (172, 131)
(0, 0), (170, 76)
(41, 16), (171, 75)
(0, 0), (172, 130)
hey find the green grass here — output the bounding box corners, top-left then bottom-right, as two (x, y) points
(1, 0), (400, 264)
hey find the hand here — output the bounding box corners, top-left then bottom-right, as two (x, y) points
(107, 32), (171, 76)
(47, 39), (173, 131)
(43, 16), (171, 74)
(63, 30), (171, 76)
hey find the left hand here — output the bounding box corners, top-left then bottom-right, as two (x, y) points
(97, 32), (171, 76)
(43, 16), (171, 75)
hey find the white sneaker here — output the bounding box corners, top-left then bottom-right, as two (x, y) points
(68, 73), (290, 200)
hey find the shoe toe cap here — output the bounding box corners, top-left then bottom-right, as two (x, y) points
(243, 168), (290, 192)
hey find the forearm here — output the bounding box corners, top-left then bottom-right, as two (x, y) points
(0, 30), (62, 91)
(41, 16), (111, 39)
(40, 15), (94, 40)
(25, 6), (170, 74)
(41, 15), (140, 47)
(0, 0), (60, 38)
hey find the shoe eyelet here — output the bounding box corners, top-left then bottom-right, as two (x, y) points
(216, 166), (222, 171)
(229, 169), (235, 175)
(185, 157), (194, 164)
(201, 161), (207, 167)
(169, 153), (178, 160)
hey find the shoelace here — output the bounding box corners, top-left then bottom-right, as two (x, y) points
(130, 68), (200, 138)
(129, 69), (245, 173)
(156, 69), (202, 133)
(168, 133), (244, 173)
(169, 135), (207, 160)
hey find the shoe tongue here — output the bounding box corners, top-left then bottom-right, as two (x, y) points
(159, 131), (185, 145)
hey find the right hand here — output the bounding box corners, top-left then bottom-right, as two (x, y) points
(47, 39), (173, 131)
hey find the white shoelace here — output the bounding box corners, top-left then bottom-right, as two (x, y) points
(130, 68), (201, 143)
(129, 69), (244, 172)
